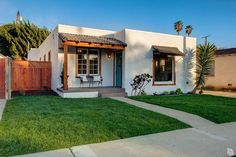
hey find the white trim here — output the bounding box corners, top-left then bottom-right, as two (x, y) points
(57, 90), (98, 98)
(76, 48), (100, 76)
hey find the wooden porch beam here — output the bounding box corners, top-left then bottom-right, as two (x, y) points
(63, 45), (68, 90)
(60, 41), (125, 50)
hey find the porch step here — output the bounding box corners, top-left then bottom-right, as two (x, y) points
(97, 88), (125, 94)
(97, 88), (127, 97)
(99, 92), (127, 98)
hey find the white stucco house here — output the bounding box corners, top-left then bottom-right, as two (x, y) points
(28, 24), (196, 98)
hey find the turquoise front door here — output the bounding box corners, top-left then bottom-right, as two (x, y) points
(115, 52), (122, 87)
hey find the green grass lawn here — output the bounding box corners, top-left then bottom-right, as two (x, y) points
(130, 95), (236, 124)
(0, 96), (188, 156)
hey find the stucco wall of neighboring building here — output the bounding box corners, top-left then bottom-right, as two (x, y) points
(123, 29), (196, 95)
(205, 54), (236, 90)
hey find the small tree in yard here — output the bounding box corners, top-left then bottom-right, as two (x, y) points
(130, 73), (152, 96)
(193, 43), (216, 94)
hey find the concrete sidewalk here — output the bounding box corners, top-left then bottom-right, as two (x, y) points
(0, 99), (6, 121)
(15, 122), (236, 157)
(111, 97), (215, 128)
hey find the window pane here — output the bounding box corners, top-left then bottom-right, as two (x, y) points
(78, 49), (88, 74)
(89, 50), (99, 74)
(154, 56), (173, 82)
(77, 49), (100, 75)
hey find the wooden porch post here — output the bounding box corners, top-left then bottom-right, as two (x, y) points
(63, 45), (68, 90)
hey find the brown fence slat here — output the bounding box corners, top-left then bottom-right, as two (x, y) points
(12, 61), (51, 91)
(0, 58), (5, 99)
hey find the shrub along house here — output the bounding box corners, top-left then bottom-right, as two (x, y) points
(28, 24), (196, 98)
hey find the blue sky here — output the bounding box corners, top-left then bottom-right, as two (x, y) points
(0, 0), (236, 48)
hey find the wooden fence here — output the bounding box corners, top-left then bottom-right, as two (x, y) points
(0, 58), (5, 99)
(12, 61), (51, 91)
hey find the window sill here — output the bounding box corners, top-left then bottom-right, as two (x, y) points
(76, 74), (100, 78)
(152, 81), (176, 86)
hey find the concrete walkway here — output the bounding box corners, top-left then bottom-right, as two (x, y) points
(203, 90), (236, 98)
(15, 122), (236, 157)
(111, 97), (215, 128)
(0, 99), (6, 121)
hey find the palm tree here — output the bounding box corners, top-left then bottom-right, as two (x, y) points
(174, 20), (183, 35)
(185, 25), (193, 36)
(193, 43), (216, 94)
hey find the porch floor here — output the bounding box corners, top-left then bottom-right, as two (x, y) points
(57, 87), (127, 97)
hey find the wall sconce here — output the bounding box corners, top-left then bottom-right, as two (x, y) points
(107, 52), (112, 59)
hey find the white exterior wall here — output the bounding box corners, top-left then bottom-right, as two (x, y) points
(123, 29), (196, 96)
(28, 24), (196, 97)
(0, 54), (5, 58)
(58, 24), (115, 37)
(28, 27), (59, 92)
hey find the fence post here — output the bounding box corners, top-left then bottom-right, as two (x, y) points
(5, 57), (12, 99)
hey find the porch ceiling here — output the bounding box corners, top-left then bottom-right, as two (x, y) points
(59, 33), (127, 50)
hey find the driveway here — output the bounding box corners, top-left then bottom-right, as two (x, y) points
(203, 90), (236, 98)
(15, 122), (236, 157)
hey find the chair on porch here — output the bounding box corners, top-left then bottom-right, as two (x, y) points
(78, 75), (103, 87)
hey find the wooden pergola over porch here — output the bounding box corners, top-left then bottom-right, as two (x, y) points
(59, 33), (127, 90)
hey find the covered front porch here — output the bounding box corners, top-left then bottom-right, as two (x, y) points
(57, 86), (127, 98)
(58, 33), (127, 98)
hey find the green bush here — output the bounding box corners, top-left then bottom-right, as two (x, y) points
(170, 91), (175, 95)
(141, 91), (147, 96)
(162, 91), (169, 95)
(175, 88), (183, 95)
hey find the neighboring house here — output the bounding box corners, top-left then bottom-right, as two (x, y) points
(205, 48), (236, 91)
(28, 24), (196, 98)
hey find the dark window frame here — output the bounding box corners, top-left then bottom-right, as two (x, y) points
(152, 54), (176, 86)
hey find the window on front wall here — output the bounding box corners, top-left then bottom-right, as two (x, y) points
(153, 55), (174, 82)
(78, 49), (88, 75)
(89, 50), (99, 75)
(77, 49), (99, 75)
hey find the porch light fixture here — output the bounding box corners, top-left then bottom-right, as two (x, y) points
(107, 52), (112, 59)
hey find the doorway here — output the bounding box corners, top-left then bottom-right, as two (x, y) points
(115, 52), (122, 87)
